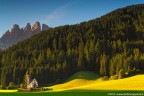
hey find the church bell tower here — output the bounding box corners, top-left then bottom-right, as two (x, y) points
(26, 71), (30, 89)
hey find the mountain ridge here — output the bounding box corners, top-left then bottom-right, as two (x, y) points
(0, 21), (49, 50)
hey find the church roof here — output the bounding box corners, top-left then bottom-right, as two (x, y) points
(30, 79), (38, 85)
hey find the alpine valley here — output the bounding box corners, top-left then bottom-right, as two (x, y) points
(0, 4), (144, 91)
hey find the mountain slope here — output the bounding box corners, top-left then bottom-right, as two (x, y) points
(49, 74), (144, 91)
(0, 4), (144, 86)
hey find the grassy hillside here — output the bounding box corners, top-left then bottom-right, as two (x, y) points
(49, 71), (144, 91)
(66, 71), (100, 81)
(0, 72), (143, 95)
(49, 71), (103, 91)
(74, 75), (144, 90)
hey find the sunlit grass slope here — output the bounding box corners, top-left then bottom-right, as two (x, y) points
(75, 75), (144, 90)
(0, 90), (17, 92)
(50, 71), (144, 91)
(49, 71), (104, 91)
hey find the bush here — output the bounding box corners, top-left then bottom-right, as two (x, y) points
(102, 76), (109, 80)
(110, 75), (118, 80)
(7, 82), (15, 89)
(0, 85), (7, 89)
(18, 88), (30, 92)
(41, 87), (53, 91)
(20, 83), (25, 89)
(118, 69), (125, 79)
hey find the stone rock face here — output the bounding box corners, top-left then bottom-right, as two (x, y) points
(11, 24), (21, 34)
(42, 24), (49, 31)
(2, 30), (11, 39)
(0, 21), (49, 50)
(24, 23), (32, 33)
(32, 21), (41, 34)
(13, 24), (20, 30)
(1, 30), (11, 46)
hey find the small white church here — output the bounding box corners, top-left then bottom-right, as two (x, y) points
(26, 71), (38, 89)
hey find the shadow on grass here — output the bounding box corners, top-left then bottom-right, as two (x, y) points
(65, 71), (100, 82)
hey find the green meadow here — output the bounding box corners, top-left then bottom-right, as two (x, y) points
(0, 71), (144, 96)
(0, 90), (143, 96)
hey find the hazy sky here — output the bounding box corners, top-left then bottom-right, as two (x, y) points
(0, 0), (144, 37)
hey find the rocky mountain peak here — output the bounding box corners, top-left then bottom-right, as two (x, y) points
(24, 23), (31, 33)
(13, 24), (19, 29)
(11, 24), (21, 34)
(32, 21), (41, 33)
(1, 30), (11, 39)
(42, 24), (49, 31)
(5, 30), (11, 35)
(0, 21), (49, 50)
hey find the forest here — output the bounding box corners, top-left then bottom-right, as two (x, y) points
(0, 4), (144, 87)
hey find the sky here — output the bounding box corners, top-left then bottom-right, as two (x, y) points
(0, 0), (144, 37)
